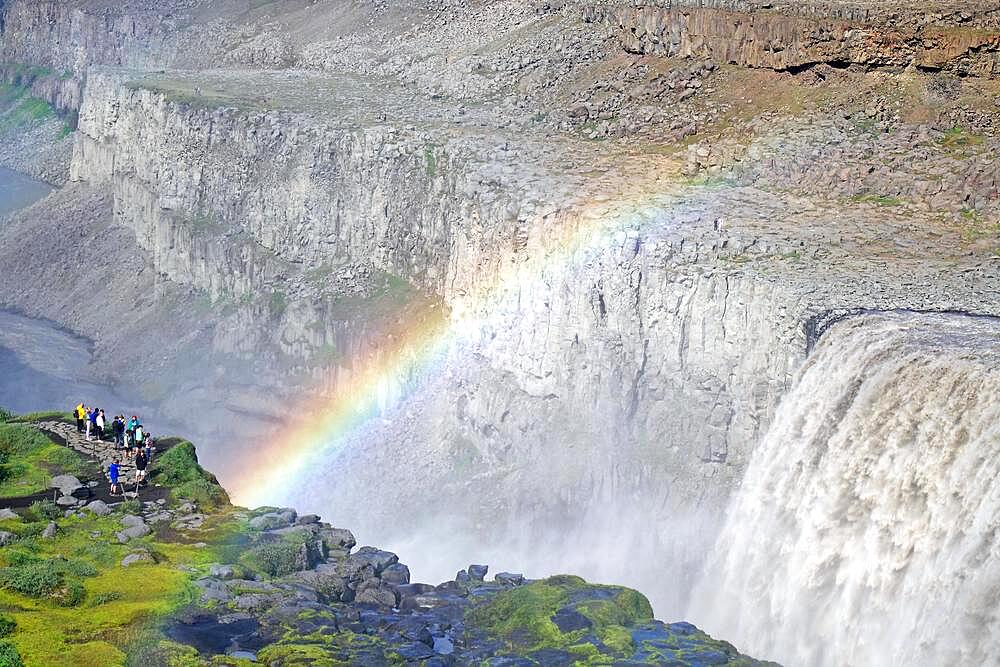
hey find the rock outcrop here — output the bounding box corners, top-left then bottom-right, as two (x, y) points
(588, 0), (1000, 77)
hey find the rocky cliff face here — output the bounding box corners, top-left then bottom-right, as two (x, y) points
(588, 0), (1000, 77)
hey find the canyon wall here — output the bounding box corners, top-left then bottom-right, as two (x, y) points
(3, 0), (1000, 627)
(587, 0), (1000, 76)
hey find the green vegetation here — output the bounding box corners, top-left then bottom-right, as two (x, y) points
(0, 423), (95, 498)
(0, 84), (54, 130)
(23, 500), (61, 522)
(851, 193), (904, 207)
(0, 412), (243, 665)
(0, 641), (23, 667)
(269, 290), (288, 316)
(241, 541), (301, 578)
(937, 126), (985, 149)
(4, 411), (74, 425)
(255, 629), (403, 666)
(189, 212), (222, 234)
(466, 574), (654, 659)
(958, 208), (1000, 242)
(149, 441), (229, 508)
(0, 63), (54, 80)
(424, 144), (438, 178)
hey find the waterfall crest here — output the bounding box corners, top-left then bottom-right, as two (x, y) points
(688, 312), (1000, 666)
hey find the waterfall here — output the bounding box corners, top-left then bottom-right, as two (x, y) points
(688, 311), (1000, 666)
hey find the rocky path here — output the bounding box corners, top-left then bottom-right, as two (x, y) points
(24, 419), (175, 506)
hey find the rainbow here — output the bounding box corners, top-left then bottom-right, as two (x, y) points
(228, 174), (692, 508)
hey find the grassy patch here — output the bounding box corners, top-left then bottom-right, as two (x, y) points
(5, 411), (74, 425)
(851, 193), (904, 207)
(0, 424), (95, 498)
(0, 85), (54, 130)
(958, 209), (1000, 242)
(937, 126), (984, 149)
(149, 441), (229, 508)
(0, 511), (210, 666)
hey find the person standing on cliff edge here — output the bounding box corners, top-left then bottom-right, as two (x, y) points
(74, 403), (85, 433)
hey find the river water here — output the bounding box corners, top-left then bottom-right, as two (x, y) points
(0, 168), (170, 430)
(0, 166), (53, 219)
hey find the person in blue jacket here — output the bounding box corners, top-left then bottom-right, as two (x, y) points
(109, 459), (121, 496)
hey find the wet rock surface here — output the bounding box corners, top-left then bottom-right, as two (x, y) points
(170, 507), (776, 666)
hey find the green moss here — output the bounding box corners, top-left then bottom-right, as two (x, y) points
(466, 575), (653, 658)
(257, 629), (403, 667)
(150, 441), (229, 507)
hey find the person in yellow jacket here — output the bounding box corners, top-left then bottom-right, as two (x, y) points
(74, 403), (85, 433)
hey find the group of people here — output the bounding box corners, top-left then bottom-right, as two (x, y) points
(73, 403), (155, 496)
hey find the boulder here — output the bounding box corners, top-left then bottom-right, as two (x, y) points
(41, 522), (57, 539)
(317, 527), (356, 551)
(122, 550), (156, 567)
(195, 578), (232, 603)
(55, 496), (78, 507)
(209, 564), (237, 580)
(121, 514), (146, 528)
(380, 563), (410, 585)
(292, 564), (347, 603)
(116, 524), (151, 542)
(495, 572), (525, 586)
(50, 474), (83, 496)
(395, 642), (435, 661)
(468, 564), (488, 581)
(354, 580), (398, 607)
(295, 514), (320, 525)
(0, 531), (16, 546)
(0, 509), (19, 520)
(84, 500), (111, 516)
(248, 512), (292, 531)
(293, 540), (326, 572)
(344, 547), (398, 578)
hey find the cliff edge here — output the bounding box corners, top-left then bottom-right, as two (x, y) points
(0, 410), (774, 666)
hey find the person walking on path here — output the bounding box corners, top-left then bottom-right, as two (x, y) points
(134, 450), (148, 486)
(109, 459), (121, 496)
(95, 409), (106, 441)
(143, 434), (153, 463)
(85, 407), (93, 441)
(74, 403), (85, 433)
(134, 424), (144, 452)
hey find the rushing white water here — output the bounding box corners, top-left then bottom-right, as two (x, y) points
(688, 311), (1000, 667)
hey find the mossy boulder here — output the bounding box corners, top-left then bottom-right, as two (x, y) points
(466, 574), (653, 659)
